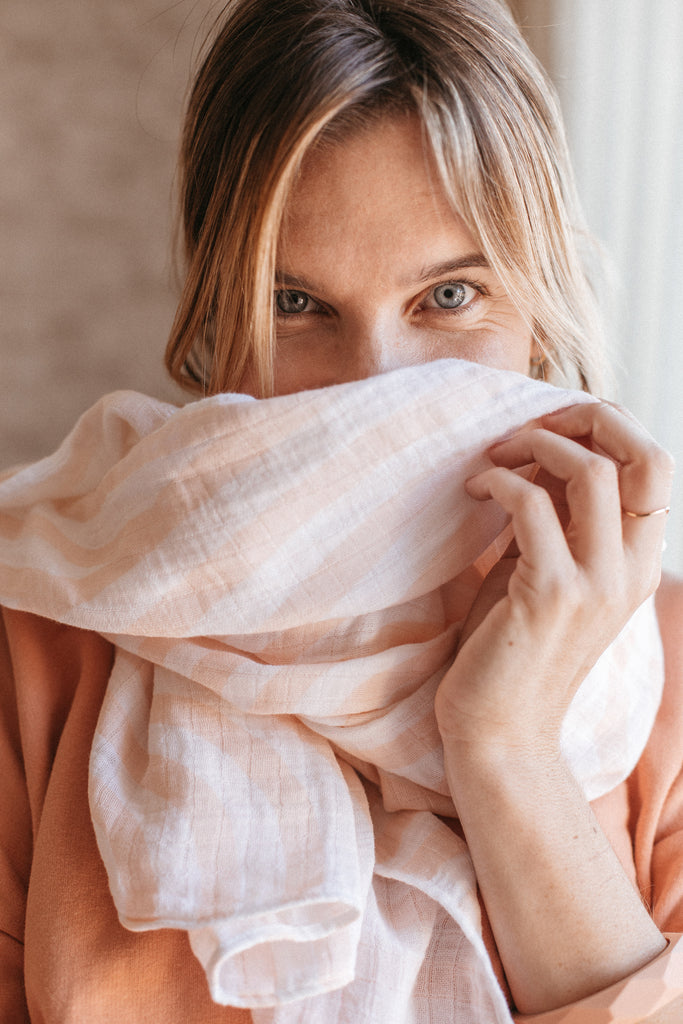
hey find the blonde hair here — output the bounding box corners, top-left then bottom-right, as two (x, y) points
(166, 0), (606, 397)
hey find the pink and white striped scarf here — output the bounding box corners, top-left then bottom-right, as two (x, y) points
(0, 359), (664, 1023)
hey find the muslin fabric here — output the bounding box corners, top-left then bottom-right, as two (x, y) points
(0, 358), (664, 1022)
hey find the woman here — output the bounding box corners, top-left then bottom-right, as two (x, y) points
(1, 0), (682, 1021)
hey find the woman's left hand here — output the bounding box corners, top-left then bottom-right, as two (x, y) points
(433, 400), (674, 1014)
(434, 399), (675, 759)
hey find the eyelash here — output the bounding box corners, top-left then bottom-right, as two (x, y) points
(417, 279), (486, 316)
(274, 279), (487, 318)
(275, 290), (324, 316)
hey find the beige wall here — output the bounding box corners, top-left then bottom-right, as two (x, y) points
(0, 0), (215, 467)
(0, 0), (563, 471)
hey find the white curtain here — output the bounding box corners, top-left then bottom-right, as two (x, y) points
(512, 0), (683, 573)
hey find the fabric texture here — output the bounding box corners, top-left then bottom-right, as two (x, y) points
(2, 606), (683, 1023)
(0, 359), (667, 1022)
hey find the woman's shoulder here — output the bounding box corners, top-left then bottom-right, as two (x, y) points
(1, 607), (113, 679)
(1, 608), (114, 779)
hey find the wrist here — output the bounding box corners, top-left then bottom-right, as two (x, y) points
(440, 731), (576, 830)
(434, 668), (566, 765)
(439, 727), (565, 786)
(440, 732), (666, 1015)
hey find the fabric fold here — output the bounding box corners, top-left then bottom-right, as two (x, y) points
(0, 358), (665, 1021)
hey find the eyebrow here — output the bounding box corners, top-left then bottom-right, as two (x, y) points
(414, 253), (490, 283)
(275, 271), (319, 291)
(274, 252), (491, 294)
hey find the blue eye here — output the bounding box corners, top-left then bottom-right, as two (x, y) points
(433, 282), (467, 308)
(421, 280), (480, 313)
(276, 289), (311, 314)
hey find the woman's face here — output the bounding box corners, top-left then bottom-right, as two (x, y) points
(257, 116), (535, 396)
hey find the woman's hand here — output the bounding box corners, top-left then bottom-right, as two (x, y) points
(433, 400), (674, 1014)
(434, 400), (675, 758)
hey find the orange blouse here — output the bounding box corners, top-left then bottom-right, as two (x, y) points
(1, 602), (683, 1023)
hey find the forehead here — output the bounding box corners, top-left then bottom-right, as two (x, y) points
(285, 115), (447, 221)
(278, 116), (480, 281)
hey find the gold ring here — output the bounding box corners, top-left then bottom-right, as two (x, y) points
(622, 506), (671, 518)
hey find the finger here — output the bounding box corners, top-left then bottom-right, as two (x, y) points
(465, 466), (575, 587)
(541, 402), (674, 566)
(487, 429), (623, 568)
(541, 402), (675, 510)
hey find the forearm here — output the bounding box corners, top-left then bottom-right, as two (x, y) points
(446, 742), (666, 1015)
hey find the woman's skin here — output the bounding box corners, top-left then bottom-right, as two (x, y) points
(268, 120), (536, 391)
(246, 116), (679, 1015)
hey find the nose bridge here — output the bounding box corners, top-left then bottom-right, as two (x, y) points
(347, 309), (413, 377)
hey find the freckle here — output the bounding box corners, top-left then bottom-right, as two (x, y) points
(507, 640), (514, 647)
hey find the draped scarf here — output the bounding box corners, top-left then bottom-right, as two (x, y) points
(0, 359), (664, 1023)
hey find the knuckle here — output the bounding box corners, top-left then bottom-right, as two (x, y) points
(649, 444), (676, 478)
(541, 566), (581, 610)
(635, 443), (676, 493)
(518, 486), (552, 518)
(545, 574), (572, 609)
(583, 454), (618, 488)
(596, 578), (626, 612)
(633, 560), (663, 600)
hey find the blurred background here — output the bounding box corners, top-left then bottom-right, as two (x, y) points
(511, 0), (683, 573)
(1, 0), (681, 571)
